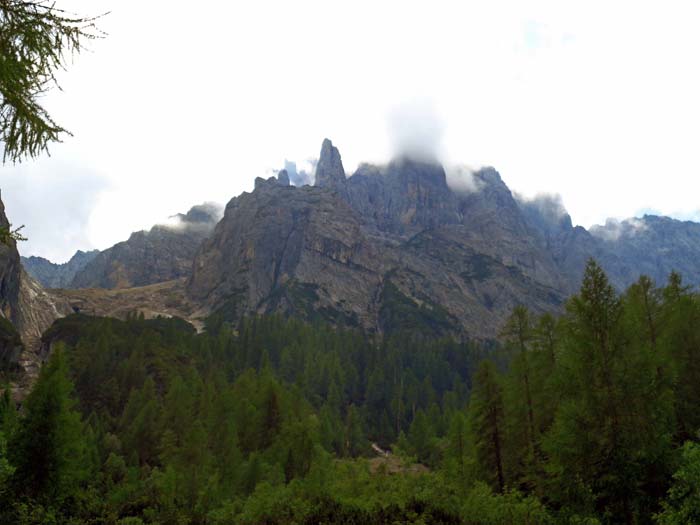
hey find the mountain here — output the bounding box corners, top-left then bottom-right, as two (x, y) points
(11, 139), (700, 346)
(0, 192), (70, 384)
(589, 215), (700, 287)
(70, 203), (221, 289)
(516, 196), (700, 292)
(21, 250), (99, 288)
(188, 140), (568, 339)
(188, 139), (700, 339)
(0, 192), (24, 369)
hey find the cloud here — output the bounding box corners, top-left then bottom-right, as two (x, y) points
(515, 192), (569, 220)
(2, 159), (110, 263)
(282, 159), (316, 187)
(387, 99), (445, 163)
(158, 202), (223, 233)
(445, 165), (483, 194)
(590, 217), (649, 242)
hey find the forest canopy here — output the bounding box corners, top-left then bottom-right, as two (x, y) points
(1, 260), (700, 524)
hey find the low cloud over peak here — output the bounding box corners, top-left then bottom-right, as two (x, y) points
(387, 99), (445, 164)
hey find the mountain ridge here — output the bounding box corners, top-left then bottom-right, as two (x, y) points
(67, 203), (222, 290)
(21, 250), (99, 288)
(5, 138), (700, 395)
(13, 138), (700, 341)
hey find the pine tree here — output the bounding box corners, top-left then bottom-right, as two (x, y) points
(407, 409), (435, 464)
(258, 383), (281, 449)
(344, 404), (365, 457)
(500, 306), (540, 489)
(444, 411), (470, 488)
(545, 260), (673, 523)
(469, 360), (506, 493)
(8, 346), (91, 504)
(120, 377), (161, 466)
(660, 271), (700, 441)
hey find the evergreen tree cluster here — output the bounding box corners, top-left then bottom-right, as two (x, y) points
(0, 260), (699, 523)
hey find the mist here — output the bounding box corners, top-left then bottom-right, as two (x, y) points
(590, 217), (649, 242)
(283, 159), (316, 187)
(515, 193), (569, 219)
(387, 99), (446, 163)
(158, 202), (223, 234)
(445, 165), (483, 194)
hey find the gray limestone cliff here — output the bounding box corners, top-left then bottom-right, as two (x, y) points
(188, 140), (568, 339)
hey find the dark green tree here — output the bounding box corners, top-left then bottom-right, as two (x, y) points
(656, 442), (700, 525)
(8, 346), (91, 504)
(545, 260), (673, 523)
(469, 360), (506, 493)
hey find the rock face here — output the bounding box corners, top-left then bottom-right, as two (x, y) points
(13, 137), (700, 354)
(71, 203), (221, 289)
(0, 191), (69, 385)
(189, 139), (700, 339)
(314, 138), (347, 195)
(516, 197), (700, 292)
(0, 193), (22, 323)
(0, 194), (23, 371)
(188, 140), (568, 338)
(21, 250), (98, 288)
(589, 215), (700, 288)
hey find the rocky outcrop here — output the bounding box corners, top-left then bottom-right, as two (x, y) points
(188, 140), (569, 339)
(21, 250), (98, 288)
(314, 139), (348, 197)
(70, 203), (221, 289)
(188, 181), (385, 330)
(346, 158), (460, 235)
(0, 192), (22, 323)
(0, 191), (69, 389)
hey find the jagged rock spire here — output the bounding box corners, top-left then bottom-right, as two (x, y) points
(277, 169), (290, 186)
(314, 138), (347, 191)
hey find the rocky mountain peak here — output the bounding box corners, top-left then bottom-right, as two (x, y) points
(387, 156), (449, 189)
(314, 138), (347, 191)
(70, 202), (221, 290)
(516, 193), (574, 238)
(277, 169), (291, 186)
(255, 174), (292, 191)
(179, 202), (222, 225)
(21, 249), (98, 289)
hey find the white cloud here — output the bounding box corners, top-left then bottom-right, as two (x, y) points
(590, 217), (649, 242)
(3, 0), (700, 260)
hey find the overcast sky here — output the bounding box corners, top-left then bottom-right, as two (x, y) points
(3, 1), (700, 262)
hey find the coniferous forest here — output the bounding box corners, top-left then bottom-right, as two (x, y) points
(2, 260), (700, 524)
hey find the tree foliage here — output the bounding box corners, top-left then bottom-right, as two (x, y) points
(2, 260), (700, 523)
(0, 0), (103, 163)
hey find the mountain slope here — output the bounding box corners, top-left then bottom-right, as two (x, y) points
(71, 203), (221, 289)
